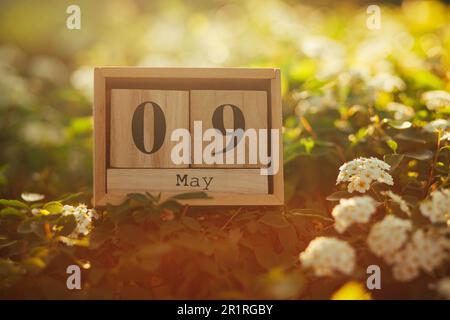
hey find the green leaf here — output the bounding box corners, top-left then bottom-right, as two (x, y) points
(385, 120), (412, 130)
(326, 191), (352, 201)
(395, 132), (426, 144)
(56, 215), (77, 236)
(386, 139), (398, 153)
(43, 201), (64, 214)
(181, 216), (202, 231)
(404, 149), (433, 160)
(290, 209), (334, 222)
(23, 257), (46, 270)
(17, 218), (40, 234)
(300, 138), (315, 154)
(171, 191), (210, 200)
(30, 203), (44, 209)
(384, 154), (405, 171)
(145, 192), (159, 202)
(0, 240), (17, 249)
(259, 212), (290, 228)
(159, 199), (182, 212)
(0, 207), (25, 217)
(127, 193), (150, 204)
(57, 192), (83, 203)
(0, 199), (28, 209)
(254, 245), (279, 270)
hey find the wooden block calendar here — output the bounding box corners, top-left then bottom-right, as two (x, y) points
(93, 67), (284, 206)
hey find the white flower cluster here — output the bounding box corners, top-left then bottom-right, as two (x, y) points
(382, 190), (411, 216)
(62, 204), (97, 237)
(332, 196), (377, 233)
(337, 157), (393, 193)
(421, 90), (450, 111)
(423, 119), (449, 133)
(420, 189), (450, 223)
(435, 277), (450, 300)
(368, 73), (406, 93)
(442, 131), (450, 142)
(367, 215), (412, 258)
(388, 230), (449, 282)
(299, 237), (355, 277)
(386, 102), (414, 121)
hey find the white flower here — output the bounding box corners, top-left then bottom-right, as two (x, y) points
(390, 244), (421, 282)
(390, 229), (449, 282)
(294, 89), (337, 115)
(347, 176), (372, 193)
(382, 191), (411, 216)
(332, 196), (377, 233)
(299, 237), (355, 277)
(21, 192), (45, 202)
(423, 119), (448, 133)
(420, 189), (450, 223)
(61, 204), (97, 237)
(441, 131), (450, 142)
(435, 278), (450, 300)
(301, 36), (344, 60)
(421, 90), (450, 111)
(386, 102), (414, 121)
(367, 215), (412, 259)
(368, 73), (406, 93)
(337, 157), (393, 193)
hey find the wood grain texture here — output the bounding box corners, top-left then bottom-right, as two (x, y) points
(98, 67), (277, 79)
(110, 89), (189, 168)
(107, 169), (268, 194)
(93, 67), (284, 207)
(93, 68), (106, 205)
(190, 90), (268, 168)
(270, 69), (284, 204)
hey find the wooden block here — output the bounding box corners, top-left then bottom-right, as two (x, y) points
(94, 67), (284, 207)
(107, 169), (268, 194)
(190, 90), (268, 168)
(110, 89), (189, 168)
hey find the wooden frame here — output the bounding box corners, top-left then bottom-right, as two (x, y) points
(93, 67), (284, 207)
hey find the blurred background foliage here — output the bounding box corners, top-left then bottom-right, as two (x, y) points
(0, 0), (449, 299)
(0, 0), (449, 200)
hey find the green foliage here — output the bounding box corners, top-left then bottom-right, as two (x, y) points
(0, 0), (449, 299)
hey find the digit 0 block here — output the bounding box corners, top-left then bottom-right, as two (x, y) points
(190, 90), (268, 168)
(93, 67), (284, 207)
(110, 89), (189, 168)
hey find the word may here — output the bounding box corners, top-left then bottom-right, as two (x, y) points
(176, 174), (213, 191)
(170, 121), (280, 175)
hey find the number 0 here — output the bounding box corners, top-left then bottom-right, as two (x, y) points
(131, 101), (166, 154)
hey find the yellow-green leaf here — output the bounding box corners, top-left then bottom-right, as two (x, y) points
(43, 201), (63, 214)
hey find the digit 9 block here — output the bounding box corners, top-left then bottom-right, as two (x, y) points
(190, 90), (268, 168)
(93, 67), (284, 207)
